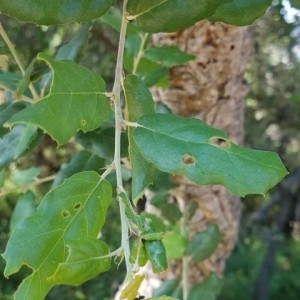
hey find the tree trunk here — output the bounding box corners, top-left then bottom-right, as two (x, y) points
(146, 21), (253, 291)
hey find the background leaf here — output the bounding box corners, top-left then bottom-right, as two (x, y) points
(208, 0), (271, 26)
(7, 54), (111, 146)
(133, 113), (288, 196)
(186, 224), (221, 262)
(188, 273), (221, 300)
(2, 171), (112, 300)
(0, 0), (113, 25)
(126, 0), (224, 33)
(124, 74), (155, 202)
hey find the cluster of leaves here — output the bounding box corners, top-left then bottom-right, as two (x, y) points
(0, 0), (288, 299)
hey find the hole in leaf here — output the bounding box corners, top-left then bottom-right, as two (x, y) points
(62, 210), (70, 218)
(73, 203), (82, 210)
(182, 154), (195, 165)
(209, 137), (229, 149)
(81, 119), (86, 126)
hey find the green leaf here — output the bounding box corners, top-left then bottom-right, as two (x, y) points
(144, 239), (168, 273)
(0, 72), (21, 91)
(2, 171), (112, 300)
(188, 273), (221, 300)
(208, 0), (271, 26)
(10, 191), (36, 232)
(126, 0), (224, 33)
(12, 167), (40, 187)
(124, 74), (155, 202)
(149, 297), (177, 300)
(144, 46), (195, 67)
(0, 0), (114, 25)
(48, 239), (110, 286)
(163, 225), (188, 260)
(76, 127), (128, 160)
(133, 114), (288, 197)
(186, 224), (221, 262)
(153, 279), (179, 297)
(7, 54), (111, 146)
(52, 150), (105, 188)
(0, 124), (41, 168)
(0, 101), (28, 126)
(290, 0), (300, 9)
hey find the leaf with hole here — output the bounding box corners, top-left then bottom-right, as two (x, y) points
(0, 0), (114, 25)
(7, 54), (111, 146)
(208, 0), (271, 26)
(133, 113), (288, 196)
(2, 171), (112, 300)
(126, 0), (225, 33)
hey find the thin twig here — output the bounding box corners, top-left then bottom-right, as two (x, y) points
(0, 23), (39, 100)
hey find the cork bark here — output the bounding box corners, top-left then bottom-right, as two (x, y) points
(150, 21), (253, 285)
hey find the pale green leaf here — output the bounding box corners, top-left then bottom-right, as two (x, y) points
(144, 46), (195, 67)
(2, 171), (112, 300)
(133, 114), (288, 197)
(188, 273), (221, 300)
(0, 0), (113, 25)
(126, 0), (224, 33)
(10, 191), (36, 232)
(163, 225), (188, 259)
(7, 54), (111, 146)
(208, 0), (271, 26)
(186, 224), (220, 262)
(124, 75), (155, 202)
(48, 239), (110, 286)
(12, 167), (40, 187)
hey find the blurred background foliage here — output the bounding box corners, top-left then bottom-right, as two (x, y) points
(1, 0), (300, 299)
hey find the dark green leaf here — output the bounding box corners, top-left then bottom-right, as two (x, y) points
(76, 127), (128, 160)
(48, 239), (111, 286)
(208, 0), (271, 26)
(0, 101), (28, 126)
(7, 54), (111, 146)
(124, 74), (155, 202)
(188, 273), (221, 300)
(127, 0), (224, 33)
(153, 279), (179, 297)
(2, 171), (112, 300)
(0, 72), (21, 91)
(133, 114), (288, 196)
(0, 0), (114, 25)
(10, 191), (36, 232)
(52, 150), (105, 188)
(0, 124), (41, 168)
(144, 46), (195, 67)
(186, 224), (220, 262)
(144, 240), (167, 273)
(16, 58), (36, 97)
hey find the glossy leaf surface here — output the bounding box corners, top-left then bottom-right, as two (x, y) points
(2, 171), (112, 300)
(0, 0), (113, 25)
(133, 114), (288, 196)
(7, 54), (111, 146)
(208, 0), (271, 26)
(126, 0), (224, 33)
(124, 74), (155, 202)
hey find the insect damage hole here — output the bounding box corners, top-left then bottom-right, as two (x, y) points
(209, 137), (230, 149)
(62, 209), (70, 218)
(73, 203), (82, 210)
(182, 154), (196, 165)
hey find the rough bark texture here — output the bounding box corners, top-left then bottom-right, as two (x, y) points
(150, 21), (253, 286)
